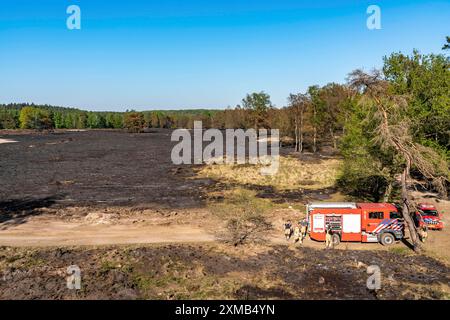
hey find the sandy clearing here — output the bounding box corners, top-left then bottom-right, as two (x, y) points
(1, 213), (447, 263)
(0, 219), (214, 247)
(0, 216), (384, 249)
(0, 190), (448, 262)
(0, 138), (18, 144)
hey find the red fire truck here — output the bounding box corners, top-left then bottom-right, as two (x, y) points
(306, 202), (404, 246)
(414, 203), (444, 230)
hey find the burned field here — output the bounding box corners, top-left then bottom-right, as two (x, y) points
(1, 244), (449, 300)
(0, 129), (208, 211)
(0, 129), (333, 226)
(0, 130), (449, 300)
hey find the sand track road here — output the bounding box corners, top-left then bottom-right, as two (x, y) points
(0, 215), (215, 247)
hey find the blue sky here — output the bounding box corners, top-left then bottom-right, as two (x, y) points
(0, 0), (449, 111)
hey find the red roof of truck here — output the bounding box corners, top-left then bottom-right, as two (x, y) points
(418, 203), (437, 210)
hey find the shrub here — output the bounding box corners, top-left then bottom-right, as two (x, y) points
(211, 188), (273, 246)
(19, 107), (54, 130)
(123, 112), (145, 133)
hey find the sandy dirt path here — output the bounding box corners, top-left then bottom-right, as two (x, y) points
(0, 138), (18, 144)
(0, 217), (385, 249)
(1, 197), (448, 265)
(0, 218), (214, 247)
(1, 214), (447, 263)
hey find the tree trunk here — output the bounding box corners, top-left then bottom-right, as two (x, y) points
(312, 106), (317, 153)
(330, 127), (337, 149)
(401, 164), (421, 252)
(294, 116), (299, 152)
(313, 126), (317, 153)
(383, 182), (393, 202)
(299, 110), (304, 153)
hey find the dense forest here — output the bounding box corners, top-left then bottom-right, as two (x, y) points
(1, 44), (449, 214)
(0, 104), (218, 131)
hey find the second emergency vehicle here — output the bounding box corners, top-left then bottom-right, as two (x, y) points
(414, 203), (444, 230)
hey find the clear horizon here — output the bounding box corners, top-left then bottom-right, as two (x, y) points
(1, 0), (449, 112)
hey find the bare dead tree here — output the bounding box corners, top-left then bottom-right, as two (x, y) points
(288, 93), (309, 152)
(312, 102), (318, 153)
(348, 69), (450, 251)
(218, 215), (272, 246)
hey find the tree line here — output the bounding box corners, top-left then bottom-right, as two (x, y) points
(1, 47), (448, 160)
(1, 47), (448, 158)
(0, 103), (220, 131)
(4, 47), (446, 158)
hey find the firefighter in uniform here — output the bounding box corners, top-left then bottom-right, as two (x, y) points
(325, 223), (333, 249)
(300, 219), (308, 243)
(418, 225), (428, 243)
(284, 220), (293, 240)
(293, 224), (301, 244)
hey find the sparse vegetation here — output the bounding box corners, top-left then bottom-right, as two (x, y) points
(1, 245), (449, 300)
(123, 112), (145, 133)
(208, 188), (274, 246)
(199, 156), (341, 191)
(389, 247), (412, 256)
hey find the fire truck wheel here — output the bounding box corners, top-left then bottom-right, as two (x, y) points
(380, 233), (395, 246)
(332, 234), (341, 246)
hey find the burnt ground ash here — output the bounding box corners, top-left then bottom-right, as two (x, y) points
(0, 130), (332, 223)
(0, 244), (448, 300)
(0, 130), (209, 210)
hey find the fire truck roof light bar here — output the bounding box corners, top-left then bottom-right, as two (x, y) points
(307, 202), (358, 210)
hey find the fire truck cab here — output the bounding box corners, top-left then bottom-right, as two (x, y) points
(306, 202), (404, 246)
(414, 203), (444, 230)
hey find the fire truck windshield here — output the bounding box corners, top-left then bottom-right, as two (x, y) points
(420, 210), (439, 217)
(390, 211), (402, 219)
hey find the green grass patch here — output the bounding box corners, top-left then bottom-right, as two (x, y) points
(388, 246), (412, 256)
(207, 187), (275, 219)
